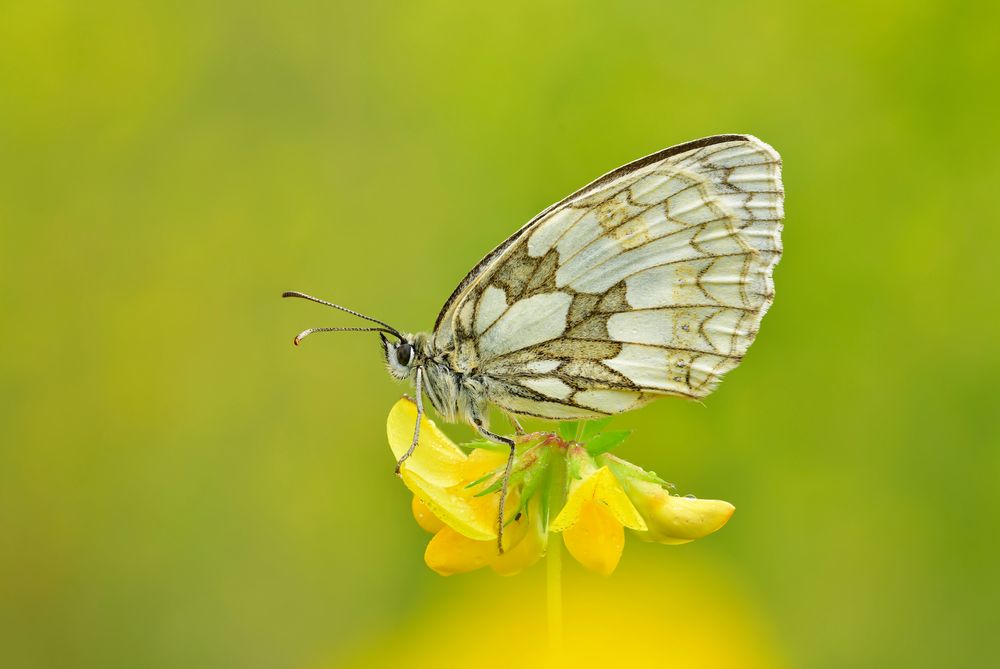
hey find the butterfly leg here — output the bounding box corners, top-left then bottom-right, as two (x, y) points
(505, 412), (526, 436)
(474, 420), (516, 554)
(395, 366), (424, 475)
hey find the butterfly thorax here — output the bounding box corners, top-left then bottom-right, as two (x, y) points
(412, 331), (489, 428)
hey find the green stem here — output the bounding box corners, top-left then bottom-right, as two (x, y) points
(546, 441), (567, 664)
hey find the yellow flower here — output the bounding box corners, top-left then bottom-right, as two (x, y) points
(388, 398), (545, 575)
(388, 400), (736, 577)
(550, 448), (646, 575)
(602, 454), (735, 545)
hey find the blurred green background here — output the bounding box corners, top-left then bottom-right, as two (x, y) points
(2, 1), (998, 667)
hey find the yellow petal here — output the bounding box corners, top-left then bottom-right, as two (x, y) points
(411, 495), (444, 534)
(628, 479), (735, 544)
(491, 527), (543, 576)
(401, 467), (498, 541)
(460, 448), (509, 483)
(592, 467), (647, 531)
(549, 471), (597, 532)
(551, 467), (645, 532)
(424, 527), (496, 576)
(424, 505), (532, 576)
(386, 398), (466, 488)
(388, 399), (519, 541)
(490, 499), (546, 576)
(563, 501), (625, 575)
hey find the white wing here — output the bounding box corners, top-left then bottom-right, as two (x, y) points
(433, 135), (783, 419)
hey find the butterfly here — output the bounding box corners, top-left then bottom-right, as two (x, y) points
(285, 134), (784, 550)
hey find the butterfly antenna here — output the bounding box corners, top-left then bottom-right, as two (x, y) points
(292, 326), (400, 346)
(282, 291), (403, 339)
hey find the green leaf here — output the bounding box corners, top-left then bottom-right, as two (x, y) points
(558, 421), (579, 442)
(459, 439), (509, 454)
(475, 477), (504, 496)
(584, 430), (632, 456)
(464, 468), (499, 490)
(581, 417), (613, 440)
(473, 466), (526, 497)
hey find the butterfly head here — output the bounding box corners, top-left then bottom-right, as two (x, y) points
(380, 332), (420, 380)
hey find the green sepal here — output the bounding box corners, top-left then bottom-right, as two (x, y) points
(564, 445), (598, 482)
(472, 444), (551, 498)
(517, 446), (552, 505)
(539, 475), (551, 533)
(599, 453), (675, 489)
(459, 439), (509, 454)
(464, 468), (499, 491)
(584, 430), (632, 456)
(474, 475), (505, 497)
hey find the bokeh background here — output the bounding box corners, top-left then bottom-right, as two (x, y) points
(2, 1), (998, 667)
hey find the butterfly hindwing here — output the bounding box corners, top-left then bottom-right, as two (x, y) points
(434, 135), (783, 420)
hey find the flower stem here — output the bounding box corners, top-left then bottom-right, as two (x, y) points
(546, 439), (567, 664)
(546, 529), (563, 664)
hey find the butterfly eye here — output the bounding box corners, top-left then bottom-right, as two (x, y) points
(396, 342), (414, 366)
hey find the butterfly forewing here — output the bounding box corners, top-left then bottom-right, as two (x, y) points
(433, 135), (783, 420)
